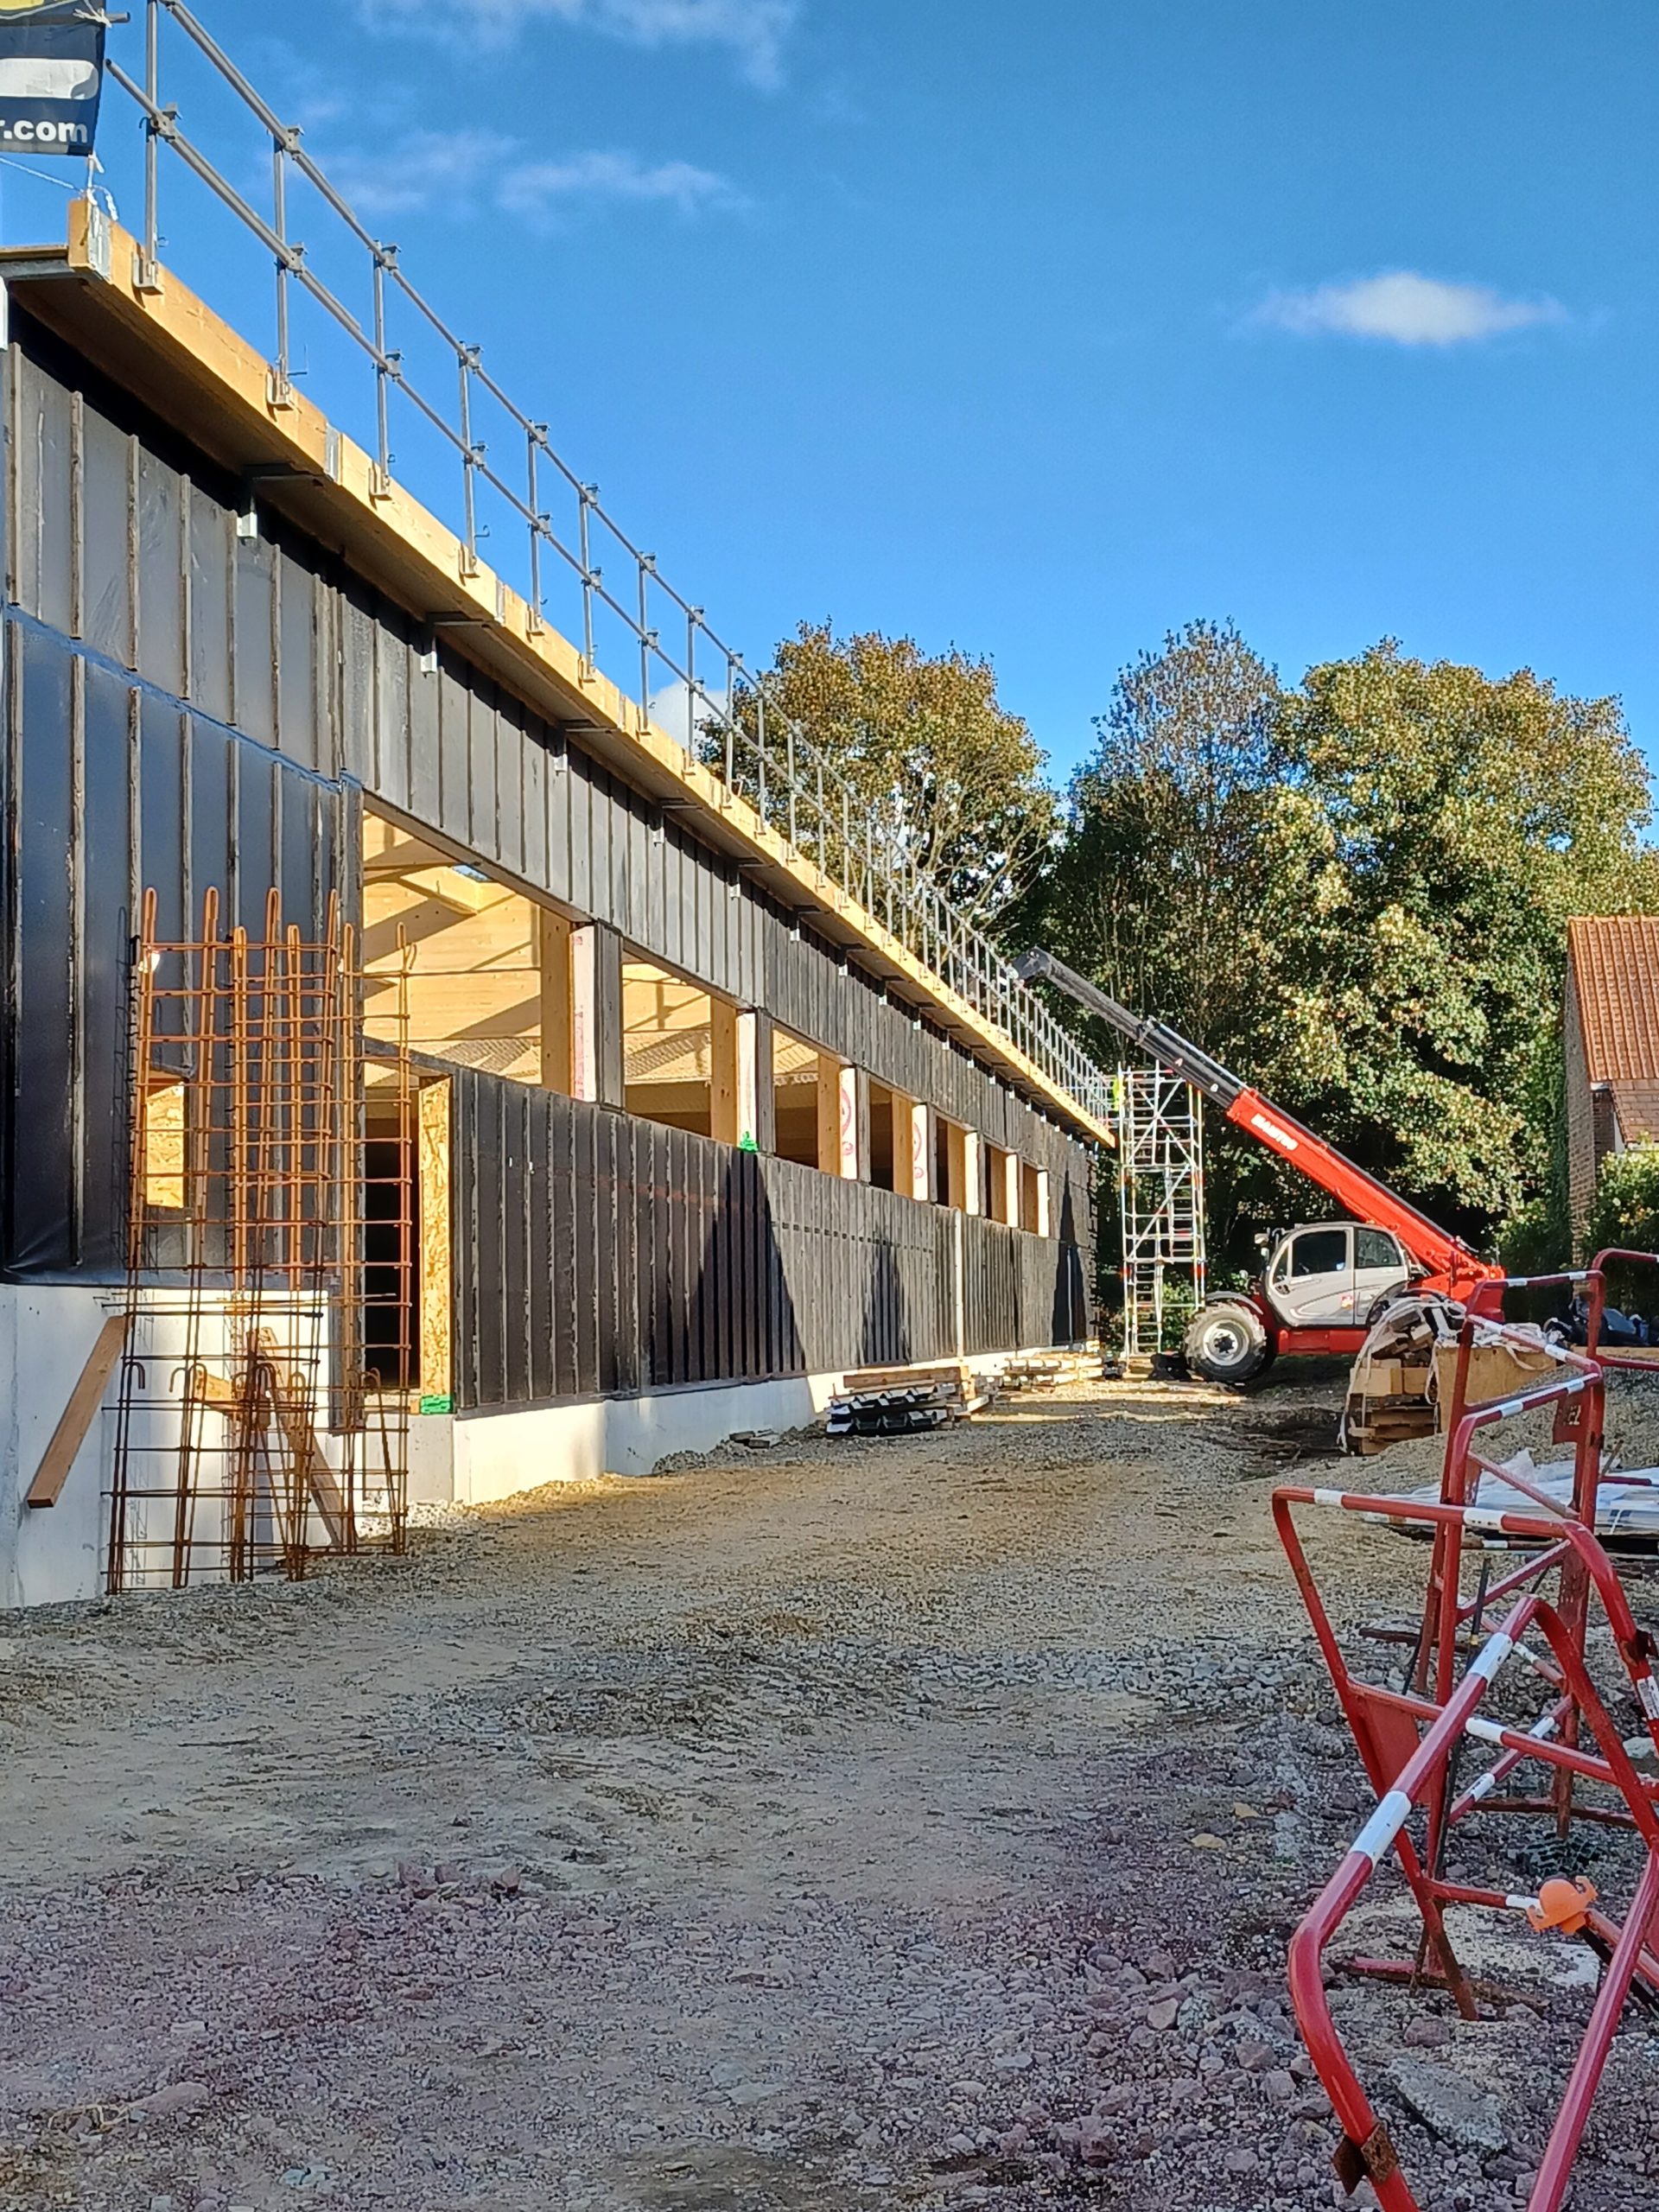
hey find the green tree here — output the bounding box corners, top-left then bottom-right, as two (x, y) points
(1018, 619), (1300, 1046)
(1032, 628), (1659, 1275)
(1578, 1148), (1659, 1306)
(1017, 619), (1323, 1264)
(731, 621), (1058, 926)
(1275, 644), (1659, 1242)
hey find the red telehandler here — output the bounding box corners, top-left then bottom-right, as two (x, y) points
(1014, 949), (1503, 1384)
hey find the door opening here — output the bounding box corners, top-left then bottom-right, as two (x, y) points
(359, 1076), (454, 1406)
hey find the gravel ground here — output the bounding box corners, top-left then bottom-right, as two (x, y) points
(1, 1374), (1656, 2211)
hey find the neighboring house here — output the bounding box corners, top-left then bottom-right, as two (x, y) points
(1564, 918), (1659, 1235)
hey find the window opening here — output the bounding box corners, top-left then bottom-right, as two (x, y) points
(623, 959), (717, 1137)
(362, 811), (559, 1089)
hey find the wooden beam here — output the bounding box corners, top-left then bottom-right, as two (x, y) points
(992, 1145), (1020, 1225)
(816, 1055), (842, 1175)
(945, 1120), (969, 1211)
(257, 1331), (349, 1550)
(709, 998), (740, 1145)
(838, 1064), (861, 1179)
(25, 1315), (128, 1509)
(570, 925), (601, 1103)
(962, 1129), (982, 1217)
(748, 1011), (775, 1152)
(537, 908), (573, 1094)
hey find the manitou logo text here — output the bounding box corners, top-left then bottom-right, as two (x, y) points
(1247, 1111), (1300, 1154)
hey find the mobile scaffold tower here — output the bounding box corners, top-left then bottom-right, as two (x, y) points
(1116, 1065), (1206, 1357)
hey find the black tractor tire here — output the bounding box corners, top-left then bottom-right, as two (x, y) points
(1364, 1287), (1411, 1331)
(1184, 1300), (1271, 1387)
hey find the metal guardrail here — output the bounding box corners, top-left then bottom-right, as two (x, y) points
(87, 0), (1109, 1126)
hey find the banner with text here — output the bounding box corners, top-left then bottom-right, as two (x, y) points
(0, 2), (105, 157)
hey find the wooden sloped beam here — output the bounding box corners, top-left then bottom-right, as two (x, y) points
(255, 1332), (351, 1551)
(26, 1315), (129, 1509)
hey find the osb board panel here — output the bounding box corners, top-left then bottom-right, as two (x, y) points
(419, 1080), (454, 1403)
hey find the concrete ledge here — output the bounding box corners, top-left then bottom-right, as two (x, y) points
(0, 1284), (122, 1608)
(0, 1287), (1090, 1602)
(448, 1342), (1082, 1507)
(452, 1371), (833, 1505)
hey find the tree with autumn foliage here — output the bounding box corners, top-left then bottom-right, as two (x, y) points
(732, 621), (1058, 928)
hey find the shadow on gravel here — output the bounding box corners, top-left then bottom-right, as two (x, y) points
(1220, 1405), (1345, 1479)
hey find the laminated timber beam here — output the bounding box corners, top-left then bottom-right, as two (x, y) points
(0, 203), (1111, 1149)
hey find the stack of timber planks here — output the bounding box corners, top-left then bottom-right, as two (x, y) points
(825, 1363), (992, 1439)
(1343, 1353), (1437, 1457)
(998, 1347), (1096, 1394)
(1344, 1321), (1561, 1458)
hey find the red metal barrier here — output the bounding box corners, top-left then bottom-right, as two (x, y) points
(1483, 1247), (1659, 1370)
(1419, 1268), (1659, 1830)
(1276, 1480), (1659, 2208)
(1404, 1307), (1605, 1838)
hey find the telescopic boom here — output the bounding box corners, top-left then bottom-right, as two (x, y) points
(1013, 947), (1497, 1290)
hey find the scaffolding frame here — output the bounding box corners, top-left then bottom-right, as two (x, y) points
(1116, 1065), (1205, 1358)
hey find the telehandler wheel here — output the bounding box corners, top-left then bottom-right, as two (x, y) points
(1184, 1300), (1271, 1386)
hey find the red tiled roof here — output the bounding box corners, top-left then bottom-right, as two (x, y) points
(1610, 1081), (1659, 1146)
(1567, 918), (1659, 1084)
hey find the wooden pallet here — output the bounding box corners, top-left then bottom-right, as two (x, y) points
(1344, 1395), (1438, 1457)
(999, 1350), (1094, 1392)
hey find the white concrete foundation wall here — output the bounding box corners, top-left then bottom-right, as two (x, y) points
(0, 1282), (402, 1611)
(452, 1371), (836, 1507)
(449, 1346), (1059, 1509)
(0, 1283), (122, 1610)
(0, 1293), (1078, 1605)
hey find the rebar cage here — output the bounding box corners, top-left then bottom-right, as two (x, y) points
(107, 887), (413, 1592)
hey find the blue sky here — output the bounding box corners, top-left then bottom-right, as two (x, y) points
(11, 2), (1656, 786)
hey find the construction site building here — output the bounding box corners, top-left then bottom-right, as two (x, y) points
(0, 182), (1106, 1608)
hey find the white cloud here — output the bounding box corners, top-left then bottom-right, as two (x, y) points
(359, 0), (798, 89)
(327, 129), (501, 217)
(499, 149), (740, 223)
(649, 676), (733, 749)
(316, 130), (739, 225)
(1251, 270), (1567, 347)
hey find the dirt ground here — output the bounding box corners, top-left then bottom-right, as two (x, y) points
(2, 1373), (1658, 2212)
